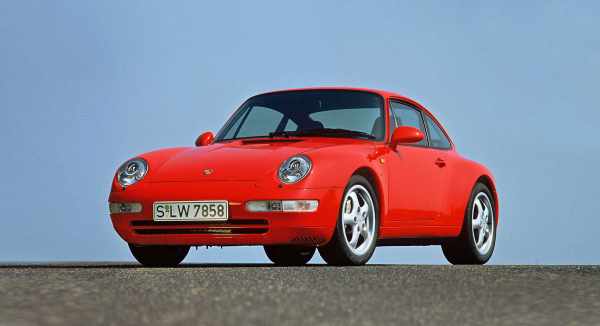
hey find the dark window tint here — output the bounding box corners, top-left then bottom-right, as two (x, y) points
(390, 101), (427, 147)
(310, 108), (383, 139)
(388, 110), (396, 137)
(424, 115), (451, 149)
(226, 106), (284, 139)
(216, 90), (385, 141)
(284, 118), (297, 131)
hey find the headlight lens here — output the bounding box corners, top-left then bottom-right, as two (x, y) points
(278, 155), (312, 184)
(117, 158), (148, 187)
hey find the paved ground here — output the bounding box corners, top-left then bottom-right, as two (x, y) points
(0, 264), (599, 326)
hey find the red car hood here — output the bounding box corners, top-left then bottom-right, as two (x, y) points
(146, 138), (346, 182)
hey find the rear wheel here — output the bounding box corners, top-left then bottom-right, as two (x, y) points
(318, 175), (379, 266)
(442, 183), (496, 265)
(264, 245), (316, 266)
(129, 244), (190, 267)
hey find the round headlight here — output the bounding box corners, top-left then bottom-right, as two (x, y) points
(278, 155), (312, 184)
(117, 158), (148, 187)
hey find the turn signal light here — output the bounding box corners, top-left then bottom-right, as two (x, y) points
(109, 202), (143, 214)
(245, 200), (318, 213)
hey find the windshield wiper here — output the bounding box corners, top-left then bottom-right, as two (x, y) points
(270, 128), (376, 140)
(311, 128), (376, 139)
(268, 131), (292, 138)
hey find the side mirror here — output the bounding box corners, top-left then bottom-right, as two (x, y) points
(390, 126), (424, 148)
(195, 131), (214, 146)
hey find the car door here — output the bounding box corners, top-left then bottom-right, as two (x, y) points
(422, 113), (454, 224)
(386, 101), (447, 227)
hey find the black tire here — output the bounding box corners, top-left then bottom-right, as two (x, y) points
(318, 175), (379, 266)
(442, 182), (497, 265)
(129, 244), (190, 267)
(264, 245), (316, 266)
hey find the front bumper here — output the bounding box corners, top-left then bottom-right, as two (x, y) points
(108, 181), (343, 246)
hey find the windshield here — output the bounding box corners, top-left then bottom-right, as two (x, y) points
(215, 90), (385, 142)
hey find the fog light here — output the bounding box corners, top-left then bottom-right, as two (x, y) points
(245, 200), (318, 212)
(109, 202), (142, 214)
(281, 200), (318, 212)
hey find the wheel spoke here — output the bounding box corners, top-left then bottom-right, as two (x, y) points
(359, 201), (369, 220)
(476, 228), (486, 247)
(348, 192), (360, 216)
(472, 216), (482, 229)
(472, 199), (483, 229)
(474, 199), (483, 219)
(360, 224), (369, 241)
(348, 225), (360, 248)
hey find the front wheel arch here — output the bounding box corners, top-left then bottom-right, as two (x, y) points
(319, 174), (380, 266)
(351, 167), (385, 230)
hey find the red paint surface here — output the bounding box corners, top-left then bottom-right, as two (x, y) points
(108, 87), (498, 246)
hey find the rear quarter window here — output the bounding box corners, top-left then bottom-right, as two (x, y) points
(424, 115), (452, 150)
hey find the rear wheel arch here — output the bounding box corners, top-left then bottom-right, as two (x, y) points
(475, 175), (498, 224)
(452, 173), (499, 236)
(442, 182), (497, 264)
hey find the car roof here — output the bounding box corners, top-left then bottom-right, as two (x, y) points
(254, 87), (432, 115)
(255, 86), (404, 100)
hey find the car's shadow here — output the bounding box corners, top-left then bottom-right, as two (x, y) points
(0, 262), (394, 269)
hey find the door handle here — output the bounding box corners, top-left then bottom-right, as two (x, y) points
(435, 158), (446, 167)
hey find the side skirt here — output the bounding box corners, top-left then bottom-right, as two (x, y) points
(376, 238), (453, 246)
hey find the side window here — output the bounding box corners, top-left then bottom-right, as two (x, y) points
(390, 101), (427, 147)
(284, 118), (297, 131)
(389, 109), (397, 135)
(222, 111), (245, 139)
(424, 115), (452, 149)
(235, 106), (284, 138)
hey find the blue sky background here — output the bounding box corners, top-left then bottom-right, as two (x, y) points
(1, 1), (599, 264)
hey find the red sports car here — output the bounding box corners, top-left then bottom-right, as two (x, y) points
(109, 88), (498, 266)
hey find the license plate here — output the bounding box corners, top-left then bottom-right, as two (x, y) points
(153, 201), (228, 221)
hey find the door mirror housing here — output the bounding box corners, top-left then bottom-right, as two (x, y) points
(195, 131), (214, 146)
(390, 126), (425, 148)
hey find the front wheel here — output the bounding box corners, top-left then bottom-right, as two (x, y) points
(442, 183), (497, 265)
(319, 175), (379, 266)
(264, 245), (316, 266)
(129, 244), (190, 267)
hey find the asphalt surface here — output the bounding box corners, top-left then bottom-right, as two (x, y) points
(1, 264), (599, 326)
